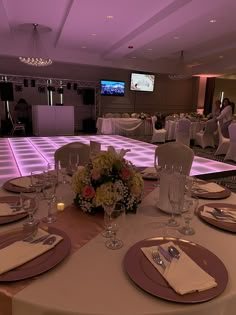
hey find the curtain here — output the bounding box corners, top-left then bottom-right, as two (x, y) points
(204, 77), (216, 116)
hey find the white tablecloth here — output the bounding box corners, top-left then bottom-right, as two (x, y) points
(0, 183), (233, 315)
(96, 117), (152, 136)
(165, 120), (205, 140)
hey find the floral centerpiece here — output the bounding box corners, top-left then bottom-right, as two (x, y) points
(137, 112), (147, 120)
(72, 147), (144, 214)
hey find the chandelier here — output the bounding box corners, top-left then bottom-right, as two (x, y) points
(19, 24), (52, 67)
(168, 50), (192, 80)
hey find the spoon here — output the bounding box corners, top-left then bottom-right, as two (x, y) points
(168, 245), (180, 259)
(214, 208), (236, 219)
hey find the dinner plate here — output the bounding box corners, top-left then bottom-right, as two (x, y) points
(124, 237), (228, 303)
(198, 203), (236, 233)
(3, 177), (35, 193)
(192, 184), (231, 199)
(0, 226), (71, 281)
(0, 196), (28, 224)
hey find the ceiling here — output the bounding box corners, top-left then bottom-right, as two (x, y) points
(0, 0), (236, 79)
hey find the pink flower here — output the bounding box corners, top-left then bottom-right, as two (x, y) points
(120, 167), (131, 181)
(91, 168), (101, 180)
(82, 186), (95, 199)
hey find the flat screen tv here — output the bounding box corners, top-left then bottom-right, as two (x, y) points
(100, 80), (125, 96)
(130, 73), (155, 92)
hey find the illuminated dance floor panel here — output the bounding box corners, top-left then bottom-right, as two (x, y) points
(0, 135), (235, 186)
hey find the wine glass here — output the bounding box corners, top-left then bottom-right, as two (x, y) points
(179, 196), (199, 235)
(31, 170), (44, 200)
(105, 204), (125, 250)
(57, 160), (69, 184)
(69, 153), (79, 173)
(21, 193), (39, 228)
(42, 180), (57, 223)
(101, 210), (113, 238)
(167, 178), (182, 227)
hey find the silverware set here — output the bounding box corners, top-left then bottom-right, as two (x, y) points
(23, 234), (57, 245)
(152, 245), (180, 268)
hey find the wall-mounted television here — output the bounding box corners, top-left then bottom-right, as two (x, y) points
(130, 73), (155, 92)
(100, 80), (125, 96)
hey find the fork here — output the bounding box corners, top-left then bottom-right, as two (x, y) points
(152, 250), (166, 269)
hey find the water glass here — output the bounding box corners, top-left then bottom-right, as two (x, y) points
(42, 180), (57, 224)
(179, 196), (199, 235)
(21, 193), (39, 228)
(105, 205), (125, 250)
(69, 153), (79, 173)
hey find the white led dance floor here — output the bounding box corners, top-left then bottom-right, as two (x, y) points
(0, 135), (236, 186)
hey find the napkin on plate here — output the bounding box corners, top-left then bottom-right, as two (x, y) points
(141, 241), (217, 295)
(0, 229), (63, 275)
(10, 177), (32, 189)
(201, 205), (236, 223)
(193, 182), (225, 193)
(0, 203), (26, 216)
(141, 167), (159, 178)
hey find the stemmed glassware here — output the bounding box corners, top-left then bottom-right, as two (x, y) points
(104, 204), (125, 250)
(42, 178), (57, 224)
(31, 170), (44, 200)
(69, 153), (79, 174)
(167, 166), (184, 227)
(57, 160), (69, 184)
(179, 196), (199, 235)
(21, 193), (39, 228)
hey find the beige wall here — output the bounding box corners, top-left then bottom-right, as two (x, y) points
(1, 65), (199, 120)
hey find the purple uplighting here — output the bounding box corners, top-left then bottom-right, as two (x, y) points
(1, 135), (236, 186)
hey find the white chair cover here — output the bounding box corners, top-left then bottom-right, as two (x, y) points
(154, 142), (194, 175)
(175, 118), (191, 147)
(121, 113), (130, 118)
(151, 116), (166, 143)
(113, 113), (121, 118)
(54, 142), (90, 168)
(224, 123), (236, 162)
(130, 113), (138, 118)
(195, 119), (217, 149)
(214, 121), (230, 155)
(104, 113), (113, 118)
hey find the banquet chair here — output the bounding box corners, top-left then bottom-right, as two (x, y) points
(121, 113), (130, 118)
(130, 113), (138, 118)
(214, 121), (230, 155)
(9, 111), (26, 136)
(154, 142), (194, 175)
(54, 142), (90, 168)
(175, 118), (191, 147)
(113, 113), (121, 118)
(194, 119), (217, 149)
(104, 113), (113, 118)
(224, 123), (236, 162)
(151, 116), (167, 143)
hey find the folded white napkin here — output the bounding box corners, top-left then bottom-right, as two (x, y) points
(10, 177), (32, 189)
(0, 229), (63, 275)
(202, 205), (236, 223)
(141, 241), (217, 295)
(142, 167), (156, 175)
(0, 203), (26, 216)
(193, 182), (225, 193)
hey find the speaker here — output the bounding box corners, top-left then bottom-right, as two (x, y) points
(83, 88), (95, 105)
(0, 82), (14, 101)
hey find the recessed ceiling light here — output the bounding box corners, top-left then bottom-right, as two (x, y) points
(131, 56), (137, 59)
(210, 19), (216, 23)
(81, 46), (87, 49)
(219, 55), (223, 58)
(174, 36), (179, 39)
(91, 33), (96, 36)
(147, 48), (153, 51)
(106, 15), (113, 19)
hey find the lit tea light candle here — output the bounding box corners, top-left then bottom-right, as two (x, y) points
(57, 202), (65, 211)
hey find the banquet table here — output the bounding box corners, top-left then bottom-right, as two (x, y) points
(96, 117), (152, 136)
(165, 120), (205, 141)
(1, 180), (236, 315)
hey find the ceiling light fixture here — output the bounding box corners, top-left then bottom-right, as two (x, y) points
(19, 23), (52, 67)
(168, 50), (192, 80)
(210, 19), (216, 23)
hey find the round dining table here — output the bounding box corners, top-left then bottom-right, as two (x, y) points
(0, 179), (236, 315)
